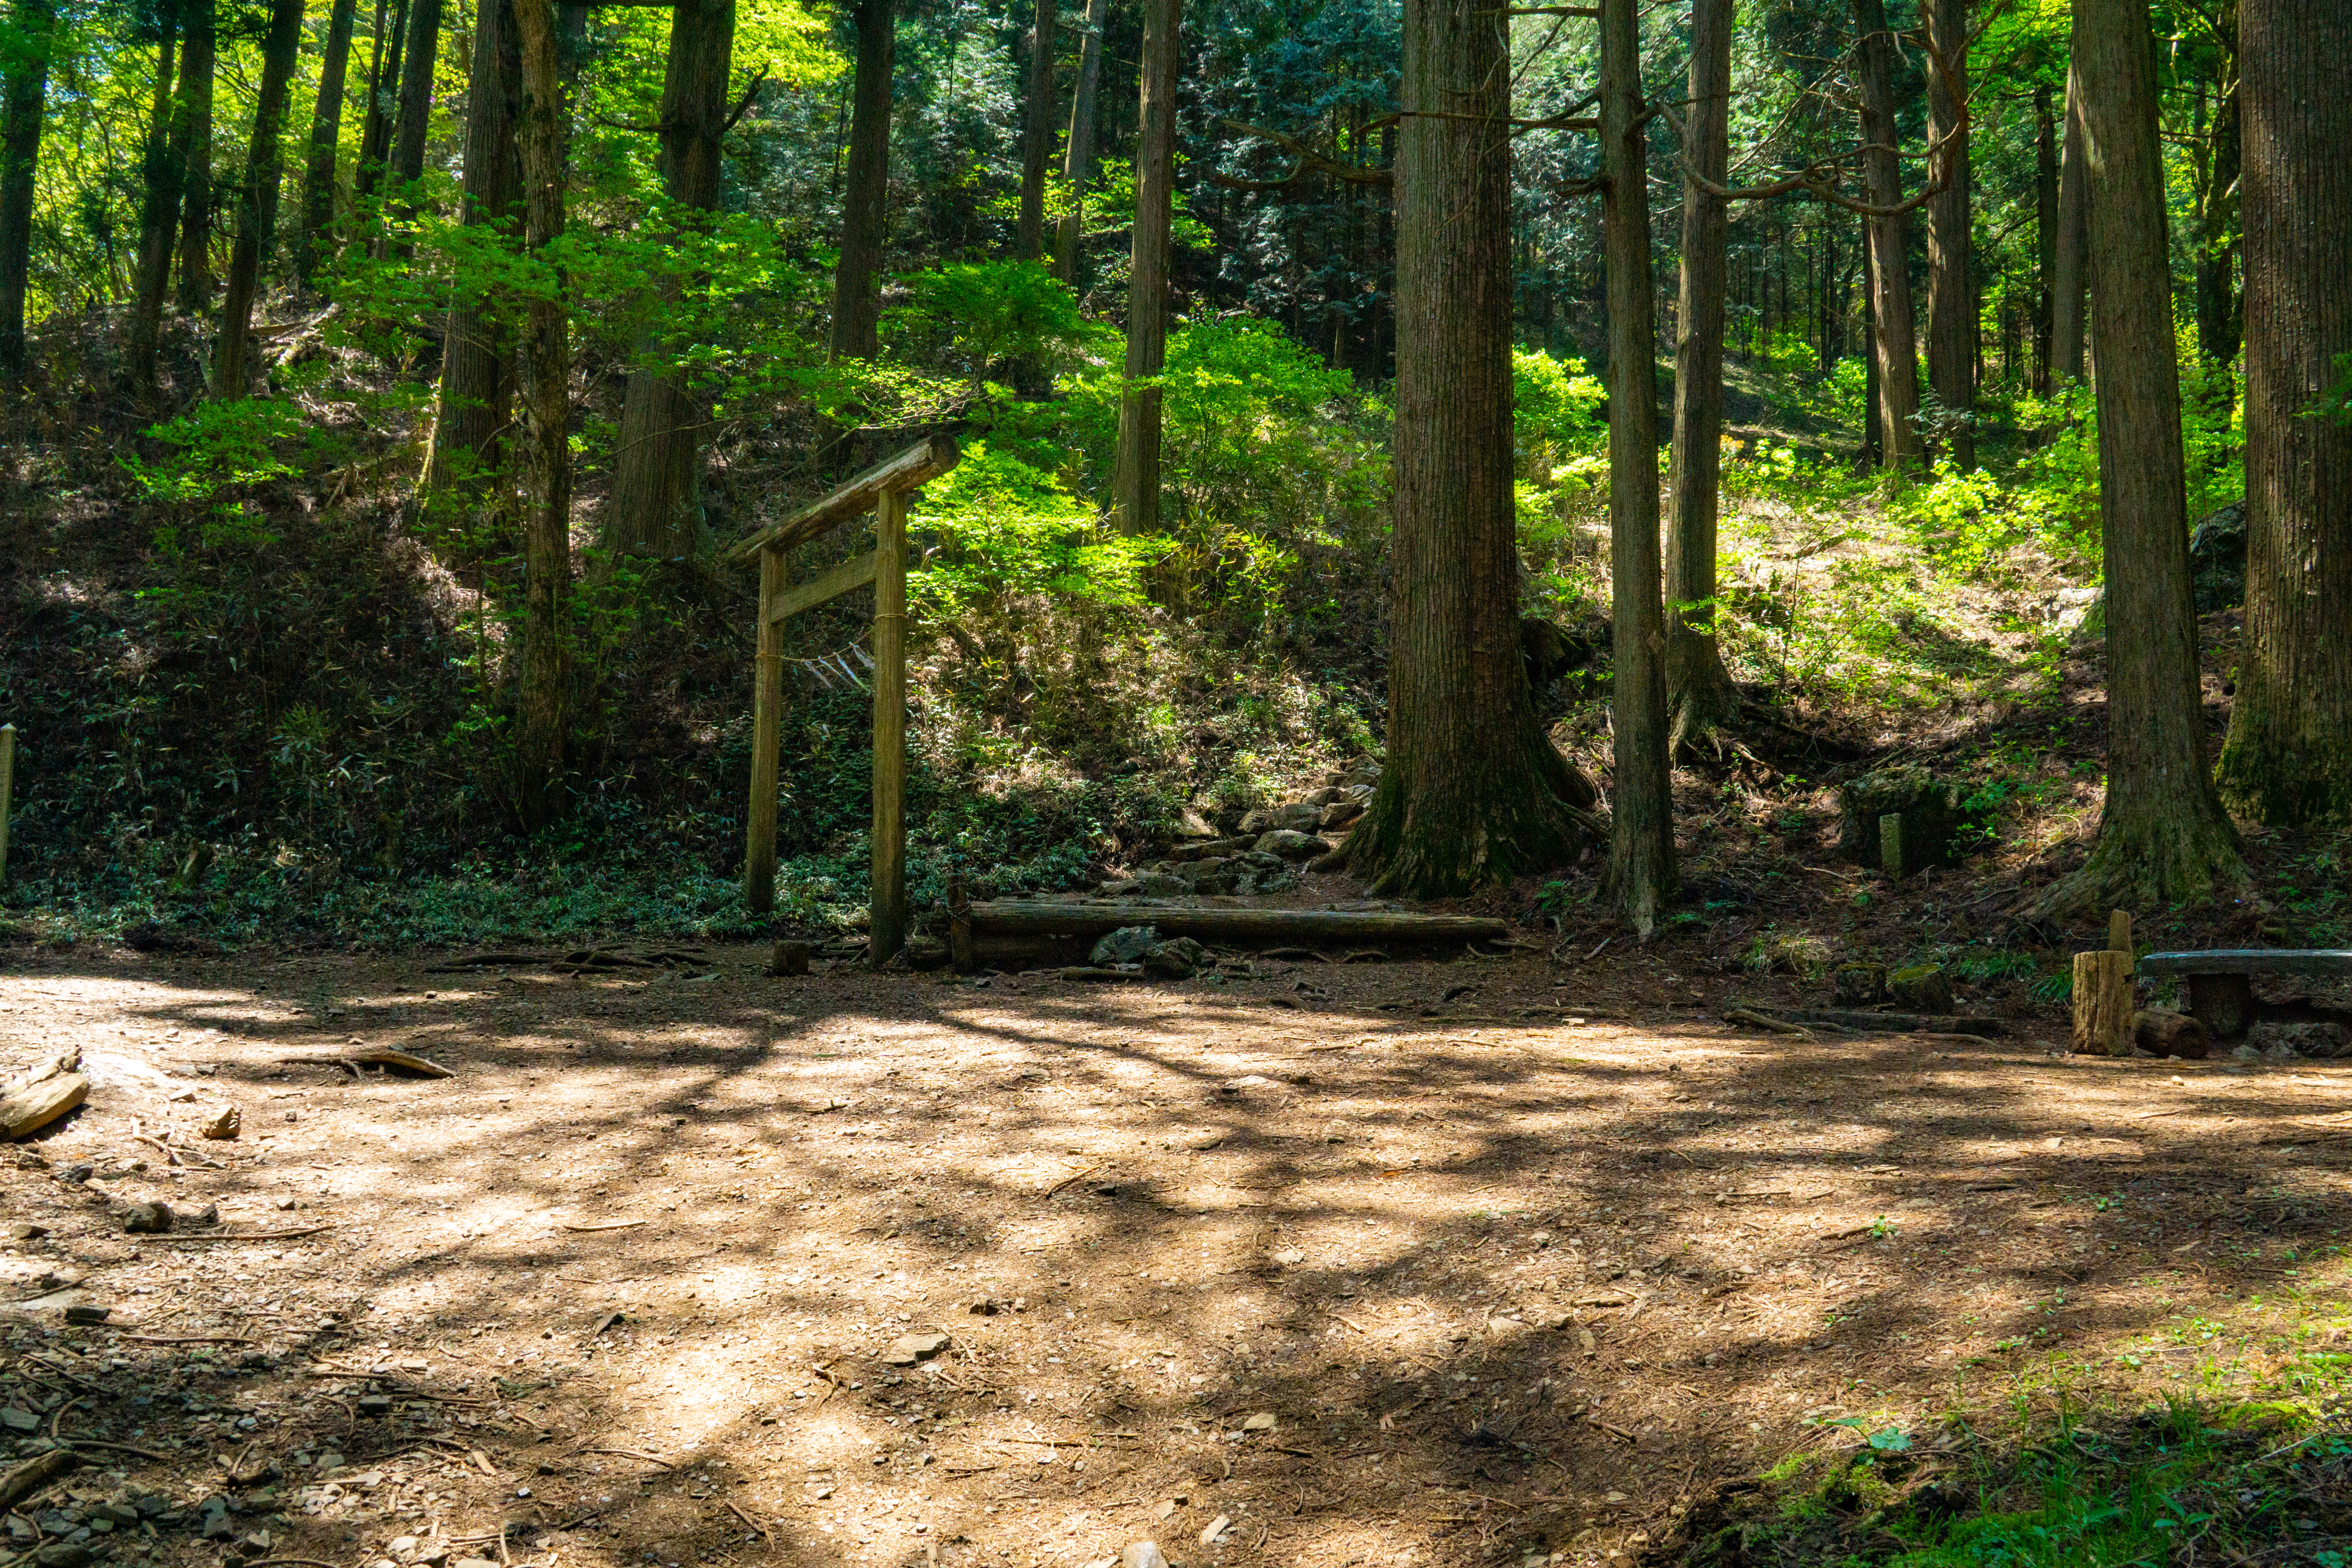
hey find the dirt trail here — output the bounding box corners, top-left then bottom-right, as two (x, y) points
(0, 944), (2343, 1568)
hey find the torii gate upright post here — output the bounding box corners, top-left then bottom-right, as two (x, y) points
(726, 435), (960, 963)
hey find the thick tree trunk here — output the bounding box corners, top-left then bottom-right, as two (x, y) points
(2218, 0), (2352, 827)
(1054, 0), (1107, 285)
(508, 0), (571, 832)
(1853, 0), (1922, 468)
(2193, 46), (2241, 369)
(424, 0), (523, 504)
(2033, 79), (2056, 393)
(354, 0), (409, 207)
(2045, 0), (2244, 913)
(1664, 0), (1739, 754)
(2051, 51), (2088, 384)
(1110, 0), (1178, 536)
(603, 0), (737, 559)
(125, 7), (180, 393)
(827, 0), (893, 361)
(387, 0), (444, 214)
(0, 0), (54, 383)
(1017, 0), (1056, 260)
(294, 0), (359, 285)
(1601, 0), (1675, 932)
(174, 0), (215, 315)
(1339, 0), (1595, 899)
(1924, 0), (1973, 468)
(212, 0), (305, 399)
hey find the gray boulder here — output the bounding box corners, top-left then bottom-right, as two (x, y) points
(1256, 829), (1332, 862)
(2249, 1020), (2350, 1059)
(1141, 937), (1209, 980)
(1089, 926), (1161, 967)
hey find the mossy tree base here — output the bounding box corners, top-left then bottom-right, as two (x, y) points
(2035, 802), (2247, 920)
(1342, 730), (1599, 900)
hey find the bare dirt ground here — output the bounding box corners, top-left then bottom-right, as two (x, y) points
(2, 931), (2348, 1568)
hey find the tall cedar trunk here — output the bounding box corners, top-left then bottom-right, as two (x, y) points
(386, 0), (445, 241)
(827, 0), (892, 360)
(507, 0), (570, 831)
(2051, 50), (2088, 383)
(1852, 0), (1922, 467)
(174, 0), (214, 314)
(1923, 0), (1972, 468)
(1110, 0), (1178, 536)
(2218, 0), (2352, 826)
(2193, 34), (2241, 369)
(125, 7), (179, 393)
(424, 0), (522, 503)
(1663, 0), (1739, 751)
(1859, 216), (1882, 466)
(1016, 0), (1055, 260)
(604, 0), (737, 558)
(2046, 0), (2244, 912)
(212, 0), (305, 399)
(1054, 0), (1107, 284)
(0, 0), (54, 383)
(1339, 0), (1593, 898)
(354, 0), (408, 205)
(2033, 79), (2056, 392)
(295, 0), (359, 285)
(1601, 0), (1675, 931)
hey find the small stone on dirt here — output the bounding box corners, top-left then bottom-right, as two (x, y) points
(1121, 1544), (1171, 1568)
(1141, 937), (1208, 980)
(1090, 926), (1161, 967)
(8, 1222), (45, 1240)
(881, 1331), (951, 1366)
(1271, 1249), (1305, 1266)
(123, 1201), (172, 1234)
(63, 1304), (110, 1325)
(1200, 1514), (1233, 1545)
(0, 1406), (37, 1434)
(356, 1394), (394, 1417)
(200, 1106), (241, 1140)
(1240, 1412), (1276, 1431)
(33, 1546), (91, 1568)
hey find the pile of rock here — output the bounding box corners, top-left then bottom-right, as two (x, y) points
(1087, 926), (1209, 979)
(1099, 759), (1379, 898)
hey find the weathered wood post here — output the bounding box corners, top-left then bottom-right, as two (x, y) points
(2109, 908), (2132, 963)
(2072, 949), (2133, 1056)
(0, 724), (13, 887)
(871, 487), (909, 962)
(746, 553), (788, 913)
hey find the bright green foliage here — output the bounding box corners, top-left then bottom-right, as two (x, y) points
(888, 261), (1100, 391)
(909, 443), (1163, 613)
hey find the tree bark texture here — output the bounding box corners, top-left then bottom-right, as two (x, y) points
(295, 0), (359, 285)
(2051, 50), (2088, 384)
(827, 0), (892, 360)
(212, 0), (305, 399)
(1338, 0), (1595, 899)
(2218, 0), (2352, 827)
(1017, 0), (1056, 261)
(0, 0), (54, 383)
(1664, 0), (1739, 752)
(2033, 79), (2056, 392)
(508, 0), (572, 831)
(2050, 0), (2244, 911)
(125, 6), (180, 392)
(388, 0), (445, 216)
(1601, 0), (1675, 932)
(1859, 218), (1881, 465)
(425, 0), (523, 504)
(1852, 0), (1922, 467)
(1924, 0), (1973, 468)
(1110, 0), (1178, 537)
(1054, 0), (1107, 285)
(174, 0), (215, 314)
(603, 0), (735, 559)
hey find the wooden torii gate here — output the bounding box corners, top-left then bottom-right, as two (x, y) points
(726, 434), (960, 962)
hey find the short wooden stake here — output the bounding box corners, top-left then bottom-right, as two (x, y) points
(2072, 949), (2133, 1057)
(2109, 908), (2132, 964)
(0, 724), (14, 887)
(744, 552), (786, 913)
(869, 488), (908, 963)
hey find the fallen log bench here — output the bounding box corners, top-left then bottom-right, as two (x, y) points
(2138, 949), (2352, 1039)
(953, 900), (1512, 971)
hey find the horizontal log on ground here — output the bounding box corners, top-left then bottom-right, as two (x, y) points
(1747, 1005), (2002, 1038)
(724, 435), (958, 564)
(2139, 949), (2352, 978)
(964, 900), (1511, 945)
(768, 550), (878, 623)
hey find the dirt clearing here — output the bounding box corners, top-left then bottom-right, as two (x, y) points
(1, 943), (2346, 1568)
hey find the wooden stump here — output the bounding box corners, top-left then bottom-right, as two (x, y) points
(2073, 949), (2134, 1056)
